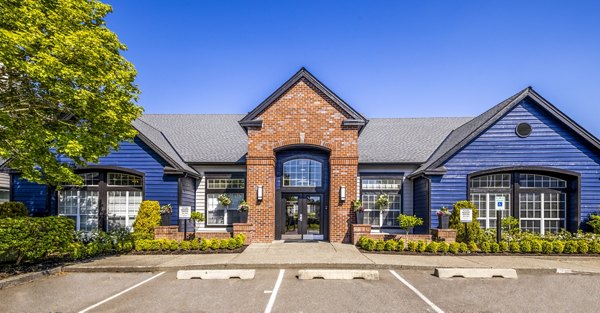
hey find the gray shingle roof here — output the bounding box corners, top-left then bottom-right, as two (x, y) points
(358, 117), (473, 163)
(139, 114), (248, 163)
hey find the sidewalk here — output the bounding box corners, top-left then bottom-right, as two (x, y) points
(64, 242), (600, 274)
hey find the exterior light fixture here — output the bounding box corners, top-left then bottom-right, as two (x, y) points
(340, 186), (346, 201)
(257, 185), (263, 201)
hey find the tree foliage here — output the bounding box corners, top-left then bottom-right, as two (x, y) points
(132, 200), (160, 241)
(449, 200), (482, 243)
(0, 0), (142, 185)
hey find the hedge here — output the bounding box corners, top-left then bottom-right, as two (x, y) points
(134, 234), (246, 252)
(0, 202), (29, 219)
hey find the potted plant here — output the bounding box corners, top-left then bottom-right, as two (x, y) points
(352, 199), (364, 223)
(190, 211), (205, 230)
(218, 194), (231, 207)
(238, 200), (250, 223)
(375, 194), (389, 211)
(397, 214), (424, 235)
(436, 207), (451, 229)
(159, 204), (172, 226)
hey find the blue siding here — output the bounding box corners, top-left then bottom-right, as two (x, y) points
(412, 176), (430, 234)
(429, 99), (600, 228)
(11, 174), (49, 215)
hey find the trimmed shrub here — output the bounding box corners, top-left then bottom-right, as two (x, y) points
(397, 214), (424, 235)
(480, 242), (491, 253)
(500, 241), (509, 253)
(416, 241), (427, 253)
(553, 241), (565, 254)
(190, 238), (200, 250)
(0, 202), (28, 218)
(541, 241), (554, 254)
(449, 200), (482, 243)
(375, 240), (385, 251)
(586, 214), (600, 234)
(448, 242), (460, 254)
(531, 240), (543, 254)
(180, 241), (191, 251)
(210, 239), (220, 250)
(439, 242), (450, 253)
(132, 201), (160, 240)
(458, 242), (468, 253)
(200, 239), (210, 251)
(234, 234), (246, 246)
(407, 241), (418, 252)
(364, 238), (376, 251)
(468, 242), (478, 253)
(426, 242), (439, 253)
(520, 240), (532, 253)
(384, 240), (398, 251)
(590, 241), (600, 254)
(397, 239), (405, 251)
(490, 242), (500, 253)
(169, 240), (178, 251)
(509, 242), (520, 253)
(227, 238), (238, 250)
(0, 216), (74, 264)
(564, 241), (578, 254)
(123, 242), (133, 252)
(578, 241), (589, 254)
(357, 236), (368, 247)
(219, 239), (229, 249)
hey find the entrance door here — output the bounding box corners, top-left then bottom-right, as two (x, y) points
(282, 194), (323, 240)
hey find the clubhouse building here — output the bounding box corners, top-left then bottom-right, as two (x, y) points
(3, 68), (600, 243)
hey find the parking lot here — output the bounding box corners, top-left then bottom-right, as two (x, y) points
(1, 269), (600, 313)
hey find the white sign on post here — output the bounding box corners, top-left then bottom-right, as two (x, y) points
(495, 196), (506, 211)
(460, 209), (473, 223)
(179, 206), (191, 219)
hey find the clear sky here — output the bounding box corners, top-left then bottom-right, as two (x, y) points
(105, 0), (600, 136)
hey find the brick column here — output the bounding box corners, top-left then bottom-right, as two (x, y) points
(329, 157), (358, 243)
(351, 224), (372, 244)
(246, 156), (276, 243)
(233, 223), (255, 244)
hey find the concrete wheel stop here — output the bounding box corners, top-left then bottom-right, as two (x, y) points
(434, 268), (518, 279)
(297, 269), (379, 280)
(177, 269), (256, 280)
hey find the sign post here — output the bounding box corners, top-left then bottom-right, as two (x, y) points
(460, 209), (473, 242)
(495, 196), (506, 244)
(179, 205), (192, 240)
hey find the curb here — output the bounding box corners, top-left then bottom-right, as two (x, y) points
(0, 267), (63, 289)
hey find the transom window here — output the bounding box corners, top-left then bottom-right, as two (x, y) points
(360, 177), (403, 228)
(207, 178), (245, 189)
(469, 171), (570, 234)
(108, 173), (142, 187)
(283, 159), (322, 187)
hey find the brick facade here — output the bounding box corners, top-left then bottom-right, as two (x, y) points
(246, 78), (360, 243)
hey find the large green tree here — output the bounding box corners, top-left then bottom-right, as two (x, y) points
(0, 0), (142, 186)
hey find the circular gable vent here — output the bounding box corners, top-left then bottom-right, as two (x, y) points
(516, 123), (532, 138)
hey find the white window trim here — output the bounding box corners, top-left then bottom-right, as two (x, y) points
(519, 193), (566, 235)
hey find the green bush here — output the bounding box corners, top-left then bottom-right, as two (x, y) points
(509, 242), (520, 253)
(123, 242), (133, 252)
(210, 239), (221, 250)
(416, 241), (427, 253)
(219, 239), (229, 249)
(449, 200), (482, 243)
(180, 241), (191, 251)
(200, 239), (210, 251)
(468, 242), (478, 253)
(67, 242), (87, 260)
(541, 241), (554, 254)
(407, 241), (418, 252)
(384, 240), (398, 251)
(586, 214), (600, 234)
(375, 240), (385, 251)
(357, 236), (368, 247)
(564, 240), (578, 254)
(169, 240), (179, 251)
(426, 242), (439, 253)
(227, 238), (238, 250)
(480, 242), (491, 253)
(190, 238), (200, 250)
(0, 216), (74, 264)
(397, 239), (405, 251)
(132, 201), (160, 241)
(397, 214), (424, 235)
(578, 241), (589, 254)
(520, 240), (532, 253)
(438, 241), (449, 253)
(499, 241), (509, 252)
(0, 202), (28, 218)
(590, 241), (600, 254)
(553, 241), (565, 254)
(490, 242), (500, 253)
(501, 216), (520, 235)
(459, 242), (468, 253)
(448, 242), (460, 254)
(531, 240), (543, 254)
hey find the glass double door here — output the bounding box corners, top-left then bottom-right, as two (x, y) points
(283, 194), (323, 240)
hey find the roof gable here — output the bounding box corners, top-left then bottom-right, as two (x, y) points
(239, 67), (368, 131)
(410, 87), (600, 177)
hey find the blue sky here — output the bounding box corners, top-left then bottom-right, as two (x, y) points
(106, 0), (600, 136)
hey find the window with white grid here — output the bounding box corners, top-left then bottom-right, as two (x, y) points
(58, 190), (99, 232)
(108, 173), (142, 187)
(471, 193), (510, 229)
(360, 177), (402, 228)
(519, 192), (565, 234)
(206, 193), (244, 225)
(107, 191), (143, 230)
(283, 159), (322, 187)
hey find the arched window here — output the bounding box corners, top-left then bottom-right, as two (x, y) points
(283, 159), (322, 187)
(469, 171), (570, 234)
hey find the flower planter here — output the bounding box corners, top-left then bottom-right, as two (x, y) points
(438, 215), (449, 229)
(355, 211), (364, 224)
(238, 211), (248, 223)
(161, 213), (172, 226)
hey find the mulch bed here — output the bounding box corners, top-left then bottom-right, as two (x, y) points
(0, 259), (66, 280)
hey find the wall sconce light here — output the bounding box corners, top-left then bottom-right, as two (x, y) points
(340, 185), (346, 202)
(257, 185), (263, 201)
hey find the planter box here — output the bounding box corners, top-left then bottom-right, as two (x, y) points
(161, 213), (172, 226)
(355, 211), (364, 224)
(238, 211), (248, 223)
(437, 215), (450, 229)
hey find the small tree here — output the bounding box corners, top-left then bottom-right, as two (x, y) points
(132, 201), (160, 240)
(397, 214), (424, 235)
(449, 200), (482, 243)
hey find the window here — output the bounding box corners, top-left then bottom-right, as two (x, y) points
(58, 190), (99, 232)
(108, 173), (143, 187)
(107, 191), (143, 230)
(469, 171), (569, 234)
(205, 177), (246, 226)
(360, 177), (402, 228)
(283, 159), (322, 187)
(0, 189), (9, 203)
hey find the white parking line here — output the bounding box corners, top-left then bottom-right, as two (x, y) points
(78, 272), (165, 313)
(264, 269), (285, 313)
(390, 270), (444, 313)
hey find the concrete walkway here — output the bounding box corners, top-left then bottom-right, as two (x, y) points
(64, 242), (600, 274)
